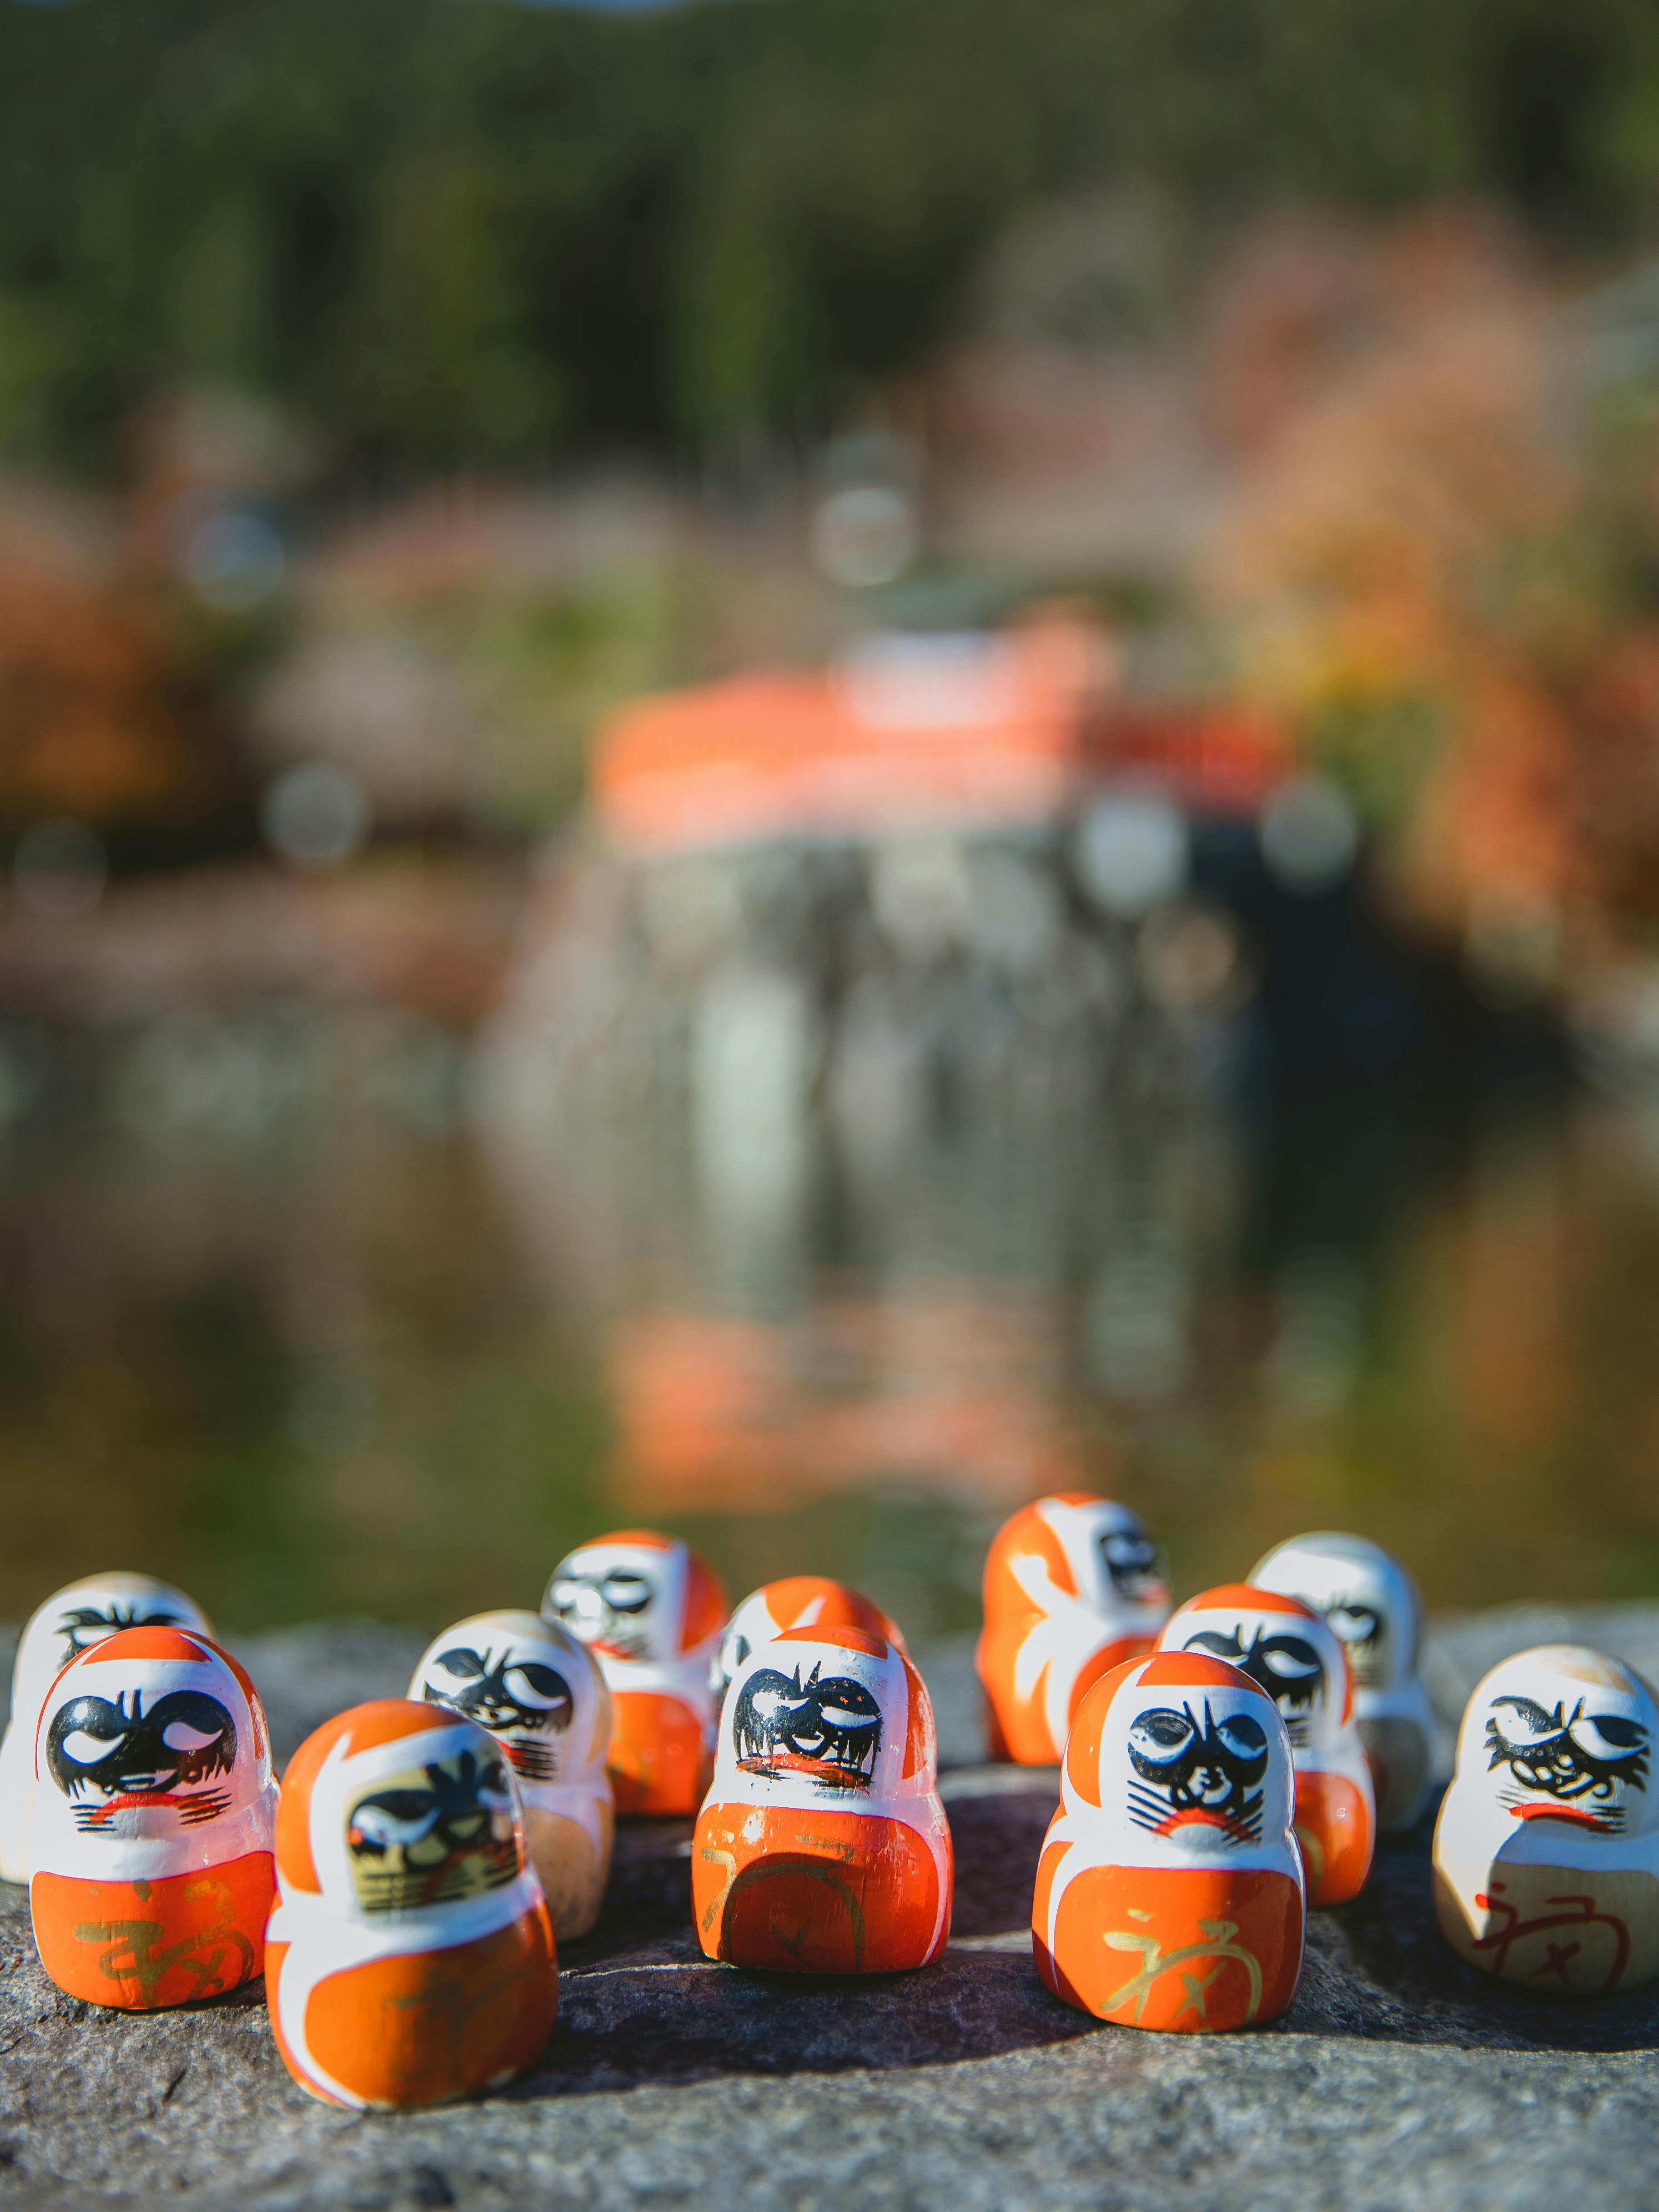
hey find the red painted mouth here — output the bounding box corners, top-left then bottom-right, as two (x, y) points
(737, 1752), (871, 1788)
(1154, 1808), (1255, 1842)
(1508, 1803), (1613, 1830)
(85, 1791), (187, 1822)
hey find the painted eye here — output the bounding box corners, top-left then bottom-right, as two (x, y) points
(1129, 1710), (1194, 1764)
(1327, 1605), (1381, 1645)
(730, 1635), (751, 1670)
(1185, 1631), (1244, 1661)
(1215, 1713), (1267, 1762)
(435, 1648), (485, 1682)
(160, 1721), (221, 1754)
(547, 1582), (582, 1614)
(1492, 1696), (1558, 1744)
(59, 1729), (126, 1766)
(505, 1663), (568, 1708)
(1261, 1642), (1321, 1682)
(1570, 1713), (1646, 1762)
(352, 1799), (440, 1848)
(602, 1571), (653, 1613)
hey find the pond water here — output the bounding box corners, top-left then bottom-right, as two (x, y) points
(2, 1042), (1657, 1640)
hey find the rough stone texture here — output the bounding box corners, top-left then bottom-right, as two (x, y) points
(0, 1609), (1656, 2210)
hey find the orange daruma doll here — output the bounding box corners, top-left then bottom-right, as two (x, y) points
(1154, 1584), (1375, 1906)
(29, 1626), (276, 2009)
(977, 1494), (1171, 1765)
(1033, 1650), (1305, 2030)
(693, 1624), (953, 1973)
(266, 1700), (556, 2110)
(712, 1577), (905, 1703)
(542, 1532), (726, 1815)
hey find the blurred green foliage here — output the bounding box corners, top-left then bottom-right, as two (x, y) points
(5, 0), (1659, 473)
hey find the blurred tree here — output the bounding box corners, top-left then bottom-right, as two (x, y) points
(4, 0), (1659, 474)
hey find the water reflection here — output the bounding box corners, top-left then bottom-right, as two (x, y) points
(0, 1024), (1657, 1635)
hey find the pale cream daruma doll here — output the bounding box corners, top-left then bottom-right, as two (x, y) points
(408, 1610), (613, 1939)
(1155, 1584), (1375, 1905)
(976, 1495), (1171, 1765)
(712, 1577), (905, 1704)
(693, 1624), (952, 1973)
(29, 1625), (276, 2009)
(0, 1573), (211, 1884)
(1251, 1531), (1437, 1833)
(1434, 1644), (1659, 1997)
(542, 1532), (726, 1815)
(1033, 1649), (1305, 2031)
(266, 1699), (556, 2108)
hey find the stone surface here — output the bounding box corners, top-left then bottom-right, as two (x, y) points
(0, 1610), (1655, 2209)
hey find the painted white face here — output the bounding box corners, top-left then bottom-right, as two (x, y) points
(1161, 1596), (1346, 1755)
(544, 1543), (681, 1666)
(36, 1630), (265, 1847)
(411, 1612), (595, 1789)
(1458, 1647), (1656, 1842)
(1251, 1534), (1420, 1694)
(1090, 1668), (1296, 1860)
(1042, 1500), (1168, 1618)
(11, 1576), (210, 1727)
(715, 1633), (926, 1806)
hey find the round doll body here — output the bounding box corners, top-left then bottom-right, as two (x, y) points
(28, 1626), (274, 2009)
(1154, 1584), (1374, 1905)
(0, 1573), (211, 1884)
(1032, 1650), (1305, 2031)
(977, 1495), (1171, 1765)
(266, 1700), (556, 2109)
(542, 1532), (726, 1815)
(693, 1625), (953, 1974)
(1251, 1533), (1437, 1832)
(713, 1578), (905, 1703)
(1433, 1645), (1659, 1997)
(408, 1610), (614, 1940)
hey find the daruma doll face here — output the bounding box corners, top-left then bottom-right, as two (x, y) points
(345, 1744), (523, 1915)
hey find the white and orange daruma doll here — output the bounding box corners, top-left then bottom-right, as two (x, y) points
(693, 1624), (952, 1974)
(408, 1610), (613, 1940)
(542, 1532), (726, 1815)
(0, 1572), (211, 1884)
(1032, 1650), (1305, 2031)
(713, 1577), (906, 1702)
(1251, 1532), (1438, 1834)
(1433, 1645), (1659, 1997)
(266, 1699), (556, 2109)
(977, 1495), (1171, 1765)
(1155, 1585), (1374, 1906)
(28, 1625), (275, 2010)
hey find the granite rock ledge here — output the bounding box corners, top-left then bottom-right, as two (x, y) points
(0, 1609), (1654, 2212)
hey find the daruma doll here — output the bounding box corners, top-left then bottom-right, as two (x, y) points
(1251, 1532), (1437, 1834)
(0, 1573), (211, 1884)
(1433, 1644), (1659, 1997)
(29, 1625), (275, 2009)
(693, 1625), (952, 1974)
(712, 1577), (905, 1703)
(266, 1700), (556, 2109)
(542, 1532), (726, 1815)
(1032, 1649), (1305, 2031)
(977, 1494), (1171, 1765)
(408, 1610), (613, 1941)
(1155, 1584), (1375, 1906)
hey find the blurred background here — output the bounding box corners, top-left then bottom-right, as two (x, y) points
(5, 0), (1659, 1637)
